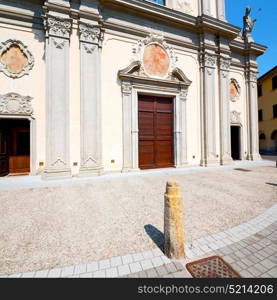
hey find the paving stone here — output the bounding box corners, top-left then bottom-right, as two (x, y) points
(267, 268), (277, 278)
(118, 265), (131, 276)
(262, 246), (276, 256)
(79, 272), (93, 278)
(247, 266), (263, 277)
(247, 255), (260, 265)
(146, 268), (158, 278)
(9, 273), (22, 278)
(129, 262), (142, 273)
(163, 274), (174, 278)
(152, 248), (163, 257)
(122, 254), (133, 265)
(240, 258), (254, 267)
(21, 271), (36, 278)
(61, 266), (74, 277)
(151, 257), (164, 267)
(111, 256), (122, 267)
(137, 271), (147, 278)
(161, 255), (171, 264)
(254, 263), (268, 274)
(105, 267), (118, 278)
(48, 268), (61, 278)
(172, 271), (190, 278)
(268, 255), (277, 264)
(260, 259), (276, 269)
(34, 269), (49, 278)
(132, 253), (144, 262)
(260, 273), (272, 278)
(142, 250), (154, 259)
(240, 270), (254, 278)
(74, 264), (87, 275)
(99, 259), (110, 270)
(87, 262), (99, 272)
(93, 270), (106, 278)
(222, 255), (235, 264)
(233, 260), (248, 271)
(234, 251), (245, 259)
(128, 273), (139, 278)
(173, 261), (184, 271)
(164, 263), (177, 274)
(155, 265), (168, 276)
(140, 259), (153, 271)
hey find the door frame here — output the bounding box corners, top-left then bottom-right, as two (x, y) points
(230, 124), (243, 161)
(122, 85), (188, 172)
(0, 115), (36, 175)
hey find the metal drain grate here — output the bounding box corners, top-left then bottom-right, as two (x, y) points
(186, 256), (241, 278)
(234, 168), (252, 172)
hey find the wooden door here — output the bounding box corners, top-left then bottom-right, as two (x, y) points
(0, 129), (9, 176)
(9, 127), (30, 174)
(138, 95), (174, 169)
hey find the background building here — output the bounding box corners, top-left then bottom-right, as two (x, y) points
(258, 66), (277, 153)
(0, 0), (266, 178)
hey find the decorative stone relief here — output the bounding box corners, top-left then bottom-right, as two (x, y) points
(132, 34), (178, 79)
(79, 22), (104, 45)
(0, 92), (33, 116)
(230, 110), (241, 124)
(0, 40), (34, 78)
(202, 52), (217, 68)
(219, 56), (231, 71)
(121, 81), (132, 95)
(44, 15), (72, 38)
(172, 0), (193, 14)
(229, 78), (241, 102)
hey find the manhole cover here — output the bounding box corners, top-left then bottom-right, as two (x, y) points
(234, 168), (252, 172)
(186, 256), (241, 278)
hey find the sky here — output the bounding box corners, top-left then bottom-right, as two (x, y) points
(225, 0), (277, 76)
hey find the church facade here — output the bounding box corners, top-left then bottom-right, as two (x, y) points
(0, 0), (266, 178)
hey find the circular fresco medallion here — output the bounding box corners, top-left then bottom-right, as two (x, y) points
(142, 44), (169, 77)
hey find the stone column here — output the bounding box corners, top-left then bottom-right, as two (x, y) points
(216, 0), (226, 21)
(218, 55), (232, 165)
(164, 181), (185, 259)
(201, 0), (211, 15)
(246, 69), (261, 161)
(200, 51), (219, 166)
(78, 21), (103, 176)
(121, 81), (134, 172)
(179, 89), (188, 167)
(43, 13), (72, 179)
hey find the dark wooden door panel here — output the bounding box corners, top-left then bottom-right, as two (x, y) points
(0, 129), (9, 176)
(138, 95), (174, 169)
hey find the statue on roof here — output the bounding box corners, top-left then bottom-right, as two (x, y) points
(243, 6), (256, 43)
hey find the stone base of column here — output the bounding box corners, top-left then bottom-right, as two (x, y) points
(220, 155), (233, 166)
(42, 168), (72, 180)
(200, 159), (220, 167)
(121, 167), (140, 173)
(78, 167), (103, 177)
(247, 153), (261, 161)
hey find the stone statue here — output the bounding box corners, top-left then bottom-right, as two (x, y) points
(243, 6), (256, 42)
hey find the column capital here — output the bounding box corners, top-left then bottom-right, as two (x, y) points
(78, 22), (104, 46)
(200, 52), (217, 69)
(218, 55), (231, 71)
(44, 14), (72, 39)
(121, 81), (132, 96)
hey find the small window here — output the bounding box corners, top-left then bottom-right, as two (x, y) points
(258, 84), (262, 97)
(272, 76), (277, 90)
(258, 109), (263, 122)
(273, 104), (277, 118)
(148, 0), (165, 5)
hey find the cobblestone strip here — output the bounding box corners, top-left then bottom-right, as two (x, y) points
(2, 204), (277, 278)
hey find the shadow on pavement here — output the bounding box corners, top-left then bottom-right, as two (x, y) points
(144, 224), (164, 253)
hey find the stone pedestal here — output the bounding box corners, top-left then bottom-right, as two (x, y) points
(164, 181), (185, 259)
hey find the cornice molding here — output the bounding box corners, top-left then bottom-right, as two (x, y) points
(0, 92), (33, 116)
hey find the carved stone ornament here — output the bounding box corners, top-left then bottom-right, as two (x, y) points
(230, 110), (241, 124)
(172, 0), (193, 14)
(0, 40), (34, 78)
(132, 34), (178, 79)
(219, 56), (231, 71)
(202, 52), (217, 68)
(79, 22), (104, 45)
(229, 78), (241, 102)
(44, 16), (72, 38)
(0, 92), (33, 116)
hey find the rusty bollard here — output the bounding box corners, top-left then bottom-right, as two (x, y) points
(164, 181), (185, 259)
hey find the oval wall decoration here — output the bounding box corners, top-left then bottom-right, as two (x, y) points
(229, 78), (241, 102)
(0, 39), (34, 78)
(142, 44), (169, 78)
